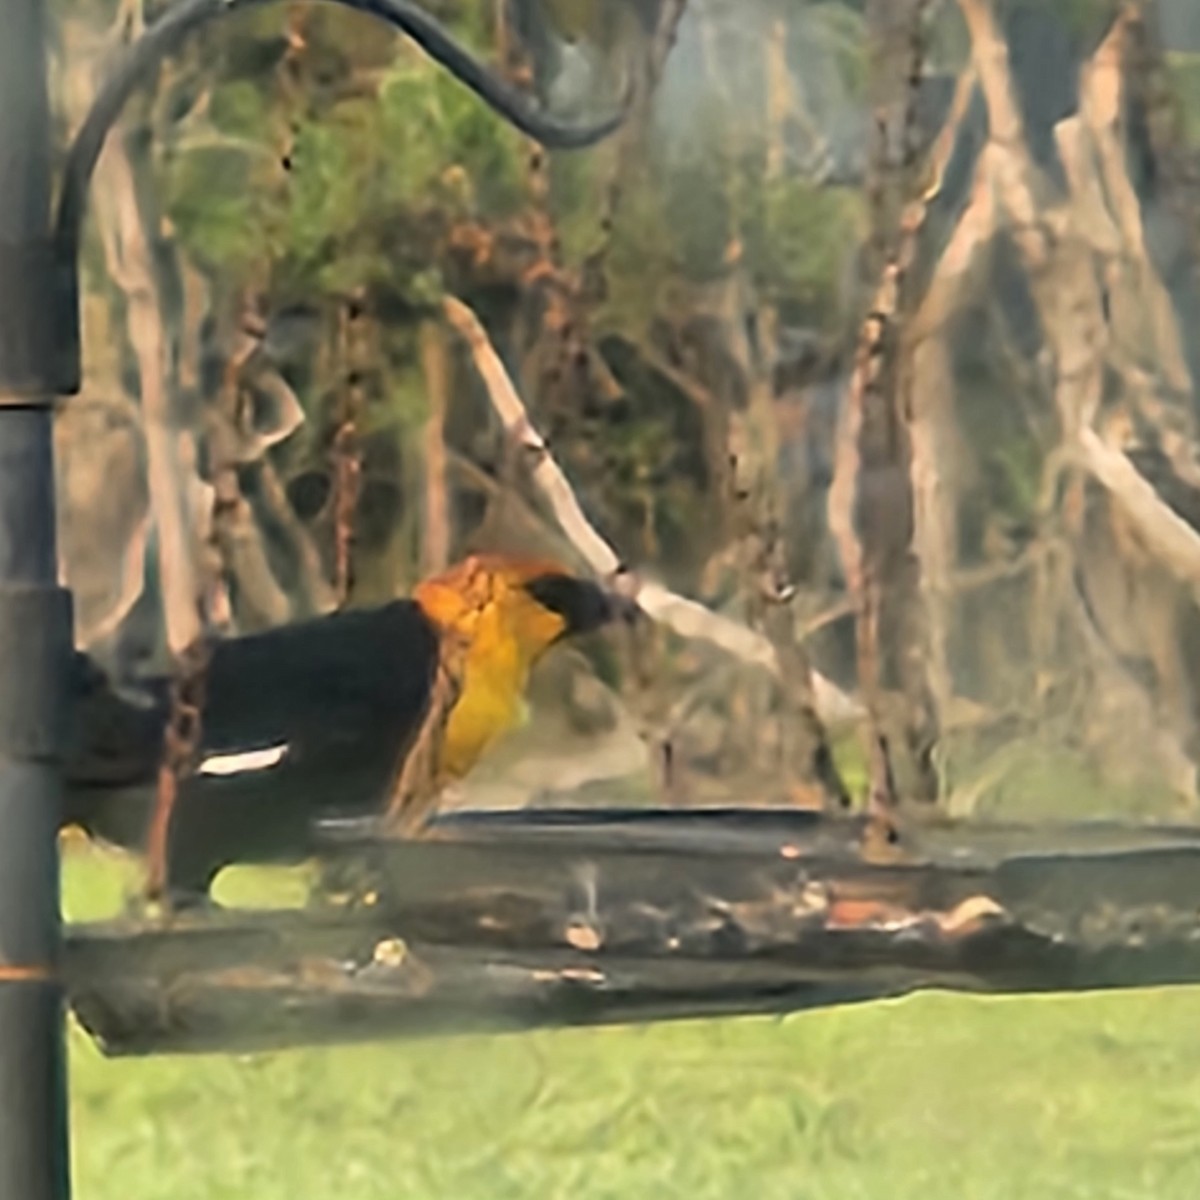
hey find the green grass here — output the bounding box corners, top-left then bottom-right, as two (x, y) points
(66, 844), (1200, 1200)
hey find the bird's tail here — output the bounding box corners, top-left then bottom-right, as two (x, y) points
(62, 653), (167, 854)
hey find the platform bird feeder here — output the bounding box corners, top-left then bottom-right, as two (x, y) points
(65, 806), (1200, 1056)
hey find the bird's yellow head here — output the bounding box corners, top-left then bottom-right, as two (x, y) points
(413, 554), (633, 780)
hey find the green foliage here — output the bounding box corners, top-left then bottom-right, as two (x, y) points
(280, 118), (366, 268)
(160, 0), (868, 372)
(376, 59), (526, 218)
(162, 19), (527, 295)
(593, 406), (696, 560)
(163, 144), (270, 272)
(583, 144), (862, 337)
(946, 737), (1184, 823)
(275, 61), (524, 296)
(1167, 52), (1200, 148)
(808, 0), (870, 97)
(593, 168), (682, 335)
(155, 10), (535, 592)
(662, 155), (737, 282)
(377, 356), (432, 437)
(745, 177), (864, 318)
(986, 432), (1041, 525)
(207, 79), (270, 139)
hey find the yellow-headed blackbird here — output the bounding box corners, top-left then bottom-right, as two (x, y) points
(63, 554), (633, 905)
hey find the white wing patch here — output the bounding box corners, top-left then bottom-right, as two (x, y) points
(197, 742), (289, 777)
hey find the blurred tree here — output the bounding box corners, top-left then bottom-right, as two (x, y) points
(51, 0), (1200, 819)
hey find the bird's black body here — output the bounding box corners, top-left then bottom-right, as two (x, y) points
(61, 564), (631, 906)
(64, 600), (441, 903)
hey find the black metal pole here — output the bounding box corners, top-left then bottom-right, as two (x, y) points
(0, 0), (74, 1196)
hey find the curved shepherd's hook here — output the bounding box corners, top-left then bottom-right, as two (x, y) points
(55, 0), (627, 252)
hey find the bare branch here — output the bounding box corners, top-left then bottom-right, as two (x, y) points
(257, 460), (338, 618)
(384, 632), (467, 833)
(419, 318), (452, 575)
(209, 468), (292, 630)
(443, 295), (621, 575)
(957, 0), (1029, 150)
(65, 20), (205, 654)
(441, 295), (865, 730)
(219, 312), (336, 618)
(963, 4), (1200, 602)
(907, 75), (1001, 727)
(1079, 427), (1200, 604)
(1072, 9), (1200, 486)
(827, 0), (945, 806)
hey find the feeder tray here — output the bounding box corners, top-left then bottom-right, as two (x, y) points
(65, 807), (1200, 1056)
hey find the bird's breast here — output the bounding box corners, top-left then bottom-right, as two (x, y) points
(437, 637), (530, 779)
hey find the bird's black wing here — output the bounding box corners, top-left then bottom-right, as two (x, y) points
(165, 600), (441, 897)
(198, 600), (439, 769)
(66, 600), (442, 901)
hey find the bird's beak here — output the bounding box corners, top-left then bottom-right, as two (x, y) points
(523, 574), (639, 637)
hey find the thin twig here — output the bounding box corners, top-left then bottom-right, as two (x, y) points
(332, 296), (367, 604)
(144, 634), (213, 900)
(383, 630), (467, 832)
(1078, 427), (1200, 604)
(419, 317), (452, 574)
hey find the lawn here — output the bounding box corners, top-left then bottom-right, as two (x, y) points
(65, 843), (1200, 1200)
